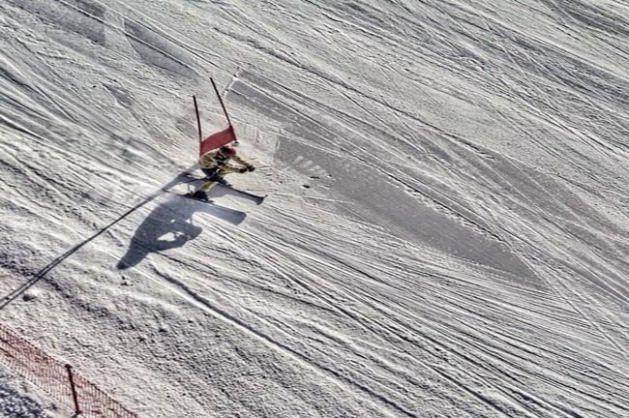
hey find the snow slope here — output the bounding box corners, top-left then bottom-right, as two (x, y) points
(0, 368), (54, 418)
(1, 0), (628, 416)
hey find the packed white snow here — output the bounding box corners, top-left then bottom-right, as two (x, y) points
(1, 0), (628, 417)
(0, 368), (55, 418)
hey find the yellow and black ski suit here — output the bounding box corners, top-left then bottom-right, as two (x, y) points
(197, 150), (254, 193)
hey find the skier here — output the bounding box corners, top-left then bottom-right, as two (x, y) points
(189, 145), (255, 201)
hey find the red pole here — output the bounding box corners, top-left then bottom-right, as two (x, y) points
(66, 364), (81, 415)
(210, 77), (233, 128)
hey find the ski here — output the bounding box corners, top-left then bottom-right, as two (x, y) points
(172, 173), (266, 205)
(220, 182), (266, 205)
(160, 189), (247, 225)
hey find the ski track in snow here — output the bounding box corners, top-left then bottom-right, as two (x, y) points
(1, 0), (628, 417)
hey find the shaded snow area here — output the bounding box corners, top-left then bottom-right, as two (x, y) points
(1, 0), (628, 417)
(0, 367), (55, 418)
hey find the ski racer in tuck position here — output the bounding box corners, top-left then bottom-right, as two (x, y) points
(189, 145), (255, 201)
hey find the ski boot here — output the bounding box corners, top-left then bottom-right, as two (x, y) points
(187, 190), (210, 202)
(205, 174), (228, 186)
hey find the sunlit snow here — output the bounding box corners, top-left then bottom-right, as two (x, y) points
(1, 0), (628, 417)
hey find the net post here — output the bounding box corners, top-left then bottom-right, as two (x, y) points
(66, 364), (81, 415)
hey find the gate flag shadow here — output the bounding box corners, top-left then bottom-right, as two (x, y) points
(117, 195), (245, 270)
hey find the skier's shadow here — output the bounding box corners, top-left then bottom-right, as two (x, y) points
(116, 194), (246, 270)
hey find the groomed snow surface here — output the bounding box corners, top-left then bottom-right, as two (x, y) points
(1, 0), (628, 417)
(0, 368), (53, 418)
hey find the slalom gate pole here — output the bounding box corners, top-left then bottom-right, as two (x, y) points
(193, 95), (203, 151)
(210, 77), (235, 129)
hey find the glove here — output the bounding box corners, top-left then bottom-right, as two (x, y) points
(247, 165), (256, 172)
(239, 168), (248, 173)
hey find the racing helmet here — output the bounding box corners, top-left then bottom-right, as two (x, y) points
(218, 146), (236, 157)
